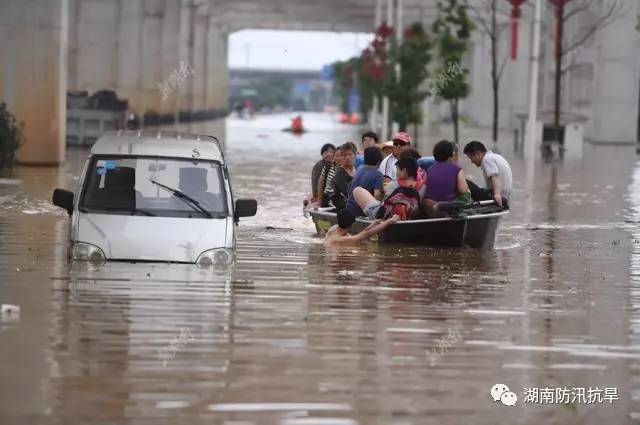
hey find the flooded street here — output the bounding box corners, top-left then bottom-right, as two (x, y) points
(1, 113), (640, 424)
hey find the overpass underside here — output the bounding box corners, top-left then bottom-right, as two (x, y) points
(0, 0), (438, 165)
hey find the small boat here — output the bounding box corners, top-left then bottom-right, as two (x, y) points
(283, 115), (306, 134)
(309, 201), (508, 250)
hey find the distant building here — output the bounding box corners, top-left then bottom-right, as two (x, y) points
(229, 68), (331, 112)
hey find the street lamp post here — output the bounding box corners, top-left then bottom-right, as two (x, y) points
(525, 0), (542, 160)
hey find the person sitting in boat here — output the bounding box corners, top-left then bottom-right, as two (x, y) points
(311, 143), (336, 201)
(355, 131), (379, 169)
(317, 145), (342, 208)
(351, 156), (422, 221)
(396, 148), (426, 195)
(291, 115), (304, 133)
(330, 142), (357, 210)
(324, 209), (399, 245)
(342, 146), (385, 217)
(463, 140), (512, 209)
(381, 140), (394, 158)
(378, 132), (412, 182)
(423, 140), (471, 217)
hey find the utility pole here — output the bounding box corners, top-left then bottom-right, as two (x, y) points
(525, 0), (542, 159)
(381, 0), (393, 141)
(372, 0), (382, 134)
(392, 0), (403, 135)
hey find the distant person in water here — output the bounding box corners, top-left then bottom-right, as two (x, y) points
(324, 209), (399, 245)
(463, 140), (512, 208)
(355, 131), (379, 169)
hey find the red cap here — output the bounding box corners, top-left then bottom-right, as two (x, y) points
(392, 132), (412, 145)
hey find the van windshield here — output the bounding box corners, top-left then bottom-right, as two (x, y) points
(79, 156), (228, 218)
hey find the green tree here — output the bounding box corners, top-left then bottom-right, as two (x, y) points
(0, 103), (22, 170)
(385, 22), (432, 131)
(432, 0), (474, 143)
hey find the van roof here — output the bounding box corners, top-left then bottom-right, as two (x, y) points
(90, 130), (224, 163)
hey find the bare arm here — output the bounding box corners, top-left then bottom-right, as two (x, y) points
(489, 174), (501, 195)
(489, 175), (503, 205)
(457, 170), (470, 195)
(373, 189), (383, 201)
(348, 215), (399, 242)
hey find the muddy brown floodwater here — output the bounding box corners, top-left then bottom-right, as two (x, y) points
(1, 113), (640, 425)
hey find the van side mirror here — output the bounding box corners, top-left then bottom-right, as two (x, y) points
(52, 188), (74, 215)
(235, 199), (257, 219)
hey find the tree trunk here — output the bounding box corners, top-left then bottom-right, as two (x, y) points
(491, 0), (499, 144)
(450, 99), (459, 143)
(553, 4), (564, 130)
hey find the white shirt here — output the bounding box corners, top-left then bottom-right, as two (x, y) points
(378, 154), (398, 180)
(481, 151), (513, 199)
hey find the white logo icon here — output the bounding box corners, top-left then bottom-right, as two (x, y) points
(491, 383), (510, 401)
(501, 391), (518, 406)
(491, 384), (517, 406)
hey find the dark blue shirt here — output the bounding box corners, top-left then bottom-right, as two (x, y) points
(355, 154), (365, 169)
(345, 165), (384, 216)
(418, 156), (436, 172)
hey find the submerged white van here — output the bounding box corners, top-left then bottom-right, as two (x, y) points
(52, 130), (257, 266)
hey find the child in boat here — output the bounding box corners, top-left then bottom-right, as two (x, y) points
(324, 209), (400, 245)
(351, 156), (422, 221)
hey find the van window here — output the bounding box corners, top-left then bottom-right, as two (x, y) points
(79, 156), (228, 218)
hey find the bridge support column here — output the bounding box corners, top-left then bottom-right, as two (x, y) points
(0, 0), (68, 165)
(206, 19), (229, 111)
(590, 1), (640, 143)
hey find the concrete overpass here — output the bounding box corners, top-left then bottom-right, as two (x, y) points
(0, 0), (638, 165)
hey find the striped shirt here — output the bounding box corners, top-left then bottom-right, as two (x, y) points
(320, 164), (337, 196)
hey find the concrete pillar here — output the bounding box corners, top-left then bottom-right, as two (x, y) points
(206, 19), (229, 111)
(74, 0), (119, 92)
(0, 0), (68, 165)
(192, 10), (208, 111)
(590, 0), (640, 143)
(116, 0), (144, 111)
(139, 0), (164, 114)
(159, 0), (182, 115)
(179, 1), (196, 113)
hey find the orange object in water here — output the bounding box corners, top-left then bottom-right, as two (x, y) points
(291, 115), (304, 132)
(338, 113), (349, 124)
(349, 113), (361, 124)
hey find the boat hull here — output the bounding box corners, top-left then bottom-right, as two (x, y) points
(310, 210), (507, 250)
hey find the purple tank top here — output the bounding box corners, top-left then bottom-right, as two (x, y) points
(425, 162), (461, 202)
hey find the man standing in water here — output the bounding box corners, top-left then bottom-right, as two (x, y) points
(463, 141), (512, 208)
(324, 209), (399, 245)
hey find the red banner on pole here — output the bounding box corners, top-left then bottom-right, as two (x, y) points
(509, 0), (526, 60)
